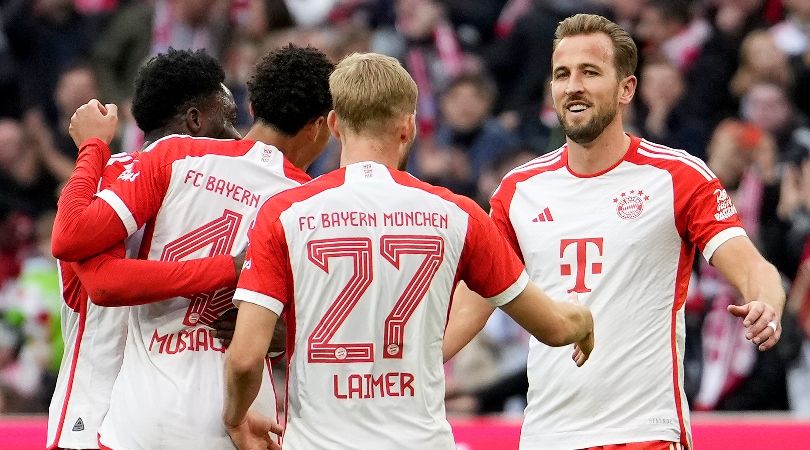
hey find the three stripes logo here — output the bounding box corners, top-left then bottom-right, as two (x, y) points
(531, 207), (554, 223)
(72, 417), (85, 432)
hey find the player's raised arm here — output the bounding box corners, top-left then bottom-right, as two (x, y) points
(52, 100), (129, 261)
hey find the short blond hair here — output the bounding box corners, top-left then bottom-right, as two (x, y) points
(553, 14), (637, 79)
(330, 52), (418, 134)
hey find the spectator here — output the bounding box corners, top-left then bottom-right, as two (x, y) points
(770, 0), (810, 56)
(636, 0), (711, 72)
(3, 0), (96, 122)
(419, 72), (518, 196)
(730, 30), (792, 99)
(634, 59), (706, 154)
(741, 81), (810, 160)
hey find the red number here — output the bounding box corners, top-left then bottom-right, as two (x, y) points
(307, 238), (374, 363)
(160, 210), (243, 326)
(380, 236), (444, 359)
(306, 235), (444, 363)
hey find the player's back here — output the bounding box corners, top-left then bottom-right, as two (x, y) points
(97, 136), (305, 450)
(265, 161), (477, 449)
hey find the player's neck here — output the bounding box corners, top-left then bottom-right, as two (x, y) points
(339, 134), (401, 169)
(244, 124), (308, 169)
(565, 122), (631, 175)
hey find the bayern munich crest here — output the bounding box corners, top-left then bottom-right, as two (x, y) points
(613, 189), (650, 220)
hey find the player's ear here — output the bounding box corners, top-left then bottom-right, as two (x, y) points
(185, 107), (203, 134)
(311, 116), (326, 142)
(327, 110), (341, 140)
(618, 75), (637, 106)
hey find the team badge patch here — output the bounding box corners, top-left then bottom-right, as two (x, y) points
(613, 189), (650, 220)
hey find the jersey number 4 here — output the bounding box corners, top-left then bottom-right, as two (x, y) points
(160, 210), (243, 327)
(307, 235), (444, 363)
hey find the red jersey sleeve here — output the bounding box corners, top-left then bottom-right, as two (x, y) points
(489, 185), (523, 262)
(679, 176), (746, 263)
(73, 245), (236, 307)
(458, 197), (529, 307)
(52, 139), (128, 261)
(96, 142), (171, 238)
(233, 207), (292, 316)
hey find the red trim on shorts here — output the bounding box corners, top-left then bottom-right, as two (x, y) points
(48, 295), (88, 449)
(584, 440), (678, 450)
(98, 433), (114, 450)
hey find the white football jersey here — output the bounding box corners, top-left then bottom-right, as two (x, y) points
(235, 161), (529, 450)
(95, 136), (307, 450)
(48, 153), (137, 450)
(491, 136), (746, 450)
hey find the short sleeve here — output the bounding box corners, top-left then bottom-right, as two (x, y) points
(233, 207), (292, 316)
(459, 200), (529, 307)
(682, 177), (746, 262)
(489, 187), (523, 261)
(96, 146), (170, 236)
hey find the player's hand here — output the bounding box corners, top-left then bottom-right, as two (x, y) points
(212, 309), (238, 348)
(233, 248), (247, 279)
(568, 294), (593, 366)
(69, 99), (118, 147)
(727, 301), (781, 351)
(226, 411), (282, 450)
(572, 329), (593, 367)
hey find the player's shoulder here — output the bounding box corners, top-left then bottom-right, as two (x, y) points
(501, 147), (566, 185)
(492, 146), (566, 203)
(632, 138), (717, 182)
(386, 167), (485, 217)
(258, 168), (348, 220)
(140, 134), (254, 163)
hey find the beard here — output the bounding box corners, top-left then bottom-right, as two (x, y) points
(556, 95), (618, 144)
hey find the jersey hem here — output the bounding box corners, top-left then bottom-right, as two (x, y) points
(519, 429), (683, 450)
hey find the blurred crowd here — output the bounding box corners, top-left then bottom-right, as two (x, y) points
(0, 0), (808, 417)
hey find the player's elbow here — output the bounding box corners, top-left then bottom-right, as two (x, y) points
(225, 351), (263, 379)
(87, 286), (128, 307)
(51, 234), (82, 261)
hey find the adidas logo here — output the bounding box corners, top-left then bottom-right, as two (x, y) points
(72, 417), (85, 432)
(531, 207), (554, 223)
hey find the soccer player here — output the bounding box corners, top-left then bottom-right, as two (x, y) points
(50, 44), (334, 450)
(48, 49), (247, 450)
(446, 14), (785, 450)
(223, 52), (594, 450)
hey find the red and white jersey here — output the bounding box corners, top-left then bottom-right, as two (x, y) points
(48, 152), (137, 450)
(491, 136), (746, 450)
(235, 161), (528, 450)
(95, 136), (306, 450)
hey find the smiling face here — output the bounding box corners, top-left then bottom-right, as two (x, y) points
(551, 32), (633, 145)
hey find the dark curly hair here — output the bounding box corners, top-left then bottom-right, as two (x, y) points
(131, 48), (226, 133)
(248, 44), (334, 135)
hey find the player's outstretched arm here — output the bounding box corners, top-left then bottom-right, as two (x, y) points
(224, 302), (281, 448)
(501, 282), (594, 366)
(443, 282), (495, 362)
(712, 235), (785, 351)
(52, 100), (128, 261)
(74, 247), (237, 307)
